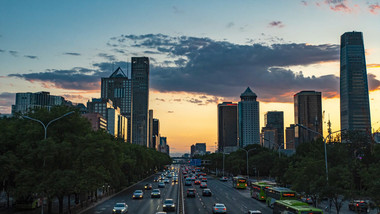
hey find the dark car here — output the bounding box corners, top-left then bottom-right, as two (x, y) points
(163, 199), (175, 212)
(151, 189), (161, 198)
(202, 188), (212, 196)
(348, 200), (369, 213)
(185, 179), (192, 186)
(158, 182), (165, 188)
(144, 183), (153, 190)
(153, 177), (159, 182)
(187, 188), (196, 197)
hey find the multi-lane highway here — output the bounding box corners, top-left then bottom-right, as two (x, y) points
(183, 176), (271, 214)
(81, 170), (179, 214)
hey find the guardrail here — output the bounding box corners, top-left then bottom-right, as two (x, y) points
(177, 168), (185, 214)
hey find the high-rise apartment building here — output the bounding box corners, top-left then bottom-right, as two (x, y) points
(285, 124), (296, 150)
(148, 110), (154, 148)
(101, 67), (132, 142)
(294, 91), (322, 146)
(238, 87), (260, 147)
(131, 57), (150, 146)
(217, 102), (238, 153)
(264, 111), (284, 149)
(12, 91), (66, 114)
(152, 118), (160, 150)
(340, 32), (371, 133)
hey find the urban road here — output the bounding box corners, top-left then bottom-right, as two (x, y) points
(81, 168), (374, 214)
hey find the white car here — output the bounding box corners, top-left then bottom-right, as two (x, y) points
(212, 203), (227, 213)
(248, 210), (262, 214)
(112, 203), (128, 214)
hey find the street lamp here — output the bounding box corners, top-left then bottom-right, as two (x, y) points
(296, 124), (345, 182)
(23, 111), (75, 214)
(240, 148), (256, 178)
(23, 111), (75, 140)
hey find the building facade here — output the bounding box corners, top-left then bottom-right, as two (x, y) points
(217, 102), (238, 153)
(238, 87), (260, 147)
(101, 67), (132, 142)
(340, 31), (371, 134)
(294, 91), (323, 146)
(264, 111), (284, 149)
(285, 124), (296, 150)
(12, 91), (66, 114)
(131, 57), (150, 146)
(82, 113), (107, 131)
(148, 110), (154, 148)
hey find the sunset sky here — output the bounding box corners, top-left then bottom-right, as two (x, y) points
(1, 0), (380, 154)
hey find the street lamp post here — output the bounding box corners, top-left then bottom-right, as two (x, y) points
(23, 111), (75, 214)
(296, 124), (345, 182)
(240, 148), (256, 178)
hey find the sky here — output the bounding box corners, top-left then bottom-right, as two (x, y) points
(1, 0), (380, 154)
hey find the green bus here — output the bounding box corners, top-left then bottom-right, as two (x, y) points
(273, 200), (323, 214)
(250, 181), (273, 201)
(232, 176), (247, 189)
(265, 187), (297, 208)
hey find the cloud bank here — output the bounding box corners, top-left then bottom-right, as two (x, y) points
(8, 34), (380, 103)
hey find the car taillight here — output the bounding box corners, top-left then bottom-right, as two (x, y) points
(223, 208), (226, 210)
(356, 204), (359, 207)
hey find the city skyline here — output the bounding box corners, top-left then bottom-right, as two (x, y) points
(1, 1), (380, 153)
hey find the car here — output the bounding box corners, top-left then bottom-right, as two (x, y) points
(154, 177), (159, 182)
(200, 182), (207, 188)
(158, 182), (165, 188)
(202, 188), (212, 196)
(212, 203), (227, 213)
(300, 196), (313, 204)
(187, 188), (196, 197)
(194, 179), (201, 185)
(164, 178), (170, 183)
(173, 177), (178, 182)
(144, 183), (153, 190)
(163, 199), (175, 211)
(151, 189), (161, 198)
(185, 179), (192, 186)
(248, 210), (262, 214)
(155, 212), (167, 214)
(132, 190), (143, 199)
(201, 177), (207, 182)
(220, 176), (228, 182)
(112, 202), (128, 214)
(348, 200), (370, 213)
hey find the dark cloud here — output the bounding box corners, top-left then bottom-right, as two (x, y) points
(168, 111), (174, 113)
(98, 53), (116, 61)
(24, 55), (38, 59)
(9, 50), (18, 57)
(9, 34), (380, 103)
(64, 52), (81, 56)
(172, 99), (182, 102)
(226, 22), (235, 28)
(269, 21), (285, 28)
(156, 98), (165, 102)
(0, 49), (5, 53)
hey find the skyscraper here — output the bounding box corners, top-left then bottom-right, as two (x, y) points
(294, 91), (322, 146)
(148, 110), (153, 148)
(264, 111), (284, 149)
(217, 102), (238, 153)
(131, 57), (150, 146)
(238, 87), (260, 147)
(340, 32), (371, 133)
(101, 67), (132, 142)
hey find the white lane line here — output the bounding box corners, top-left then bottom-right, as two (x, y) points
(156, 205), (159, 210)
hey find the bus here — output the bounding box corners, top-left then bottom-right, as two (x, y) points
(273, 200), (323, 214)
(265, 187), (297, 208)
(250, 181), (273, 201)
(232, 176), (247, 189)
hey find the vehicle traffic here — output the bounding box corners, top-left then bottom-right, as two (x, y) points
(232, 176), (248, 189)
(265, 187), (297, 208)
(151, 189), (161, 198)
(112, 203), (128, 214)
(132, 190), (143, 199)
(163, 199), (176, 212)
(273, 200), (323, 214)
(250, 181), (273, 201)
(212, 203), (227, 213)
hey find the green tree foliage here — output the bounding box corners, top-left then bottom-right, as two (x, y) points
(0, 106), (171, 213)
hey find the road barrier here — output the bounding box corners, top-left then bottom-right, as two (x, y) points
(177, 168), (185, 214)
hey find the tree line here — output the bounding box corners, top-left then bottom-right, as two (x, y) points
(199, 133), (380, 213)
(0, 106), (171, 214)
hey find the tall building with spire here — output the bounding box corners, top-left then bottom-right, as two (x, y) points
(340, 32), (371, 133)
(131, 57), (150, 146)
(238, 87), (260, 147)
(101, 67), (132, 142)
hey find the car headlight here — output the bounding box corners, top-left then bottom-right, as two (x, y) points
(171, 205), (175, 207)
(163, 205), (167, 207)
(113, 209), (116, 212)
